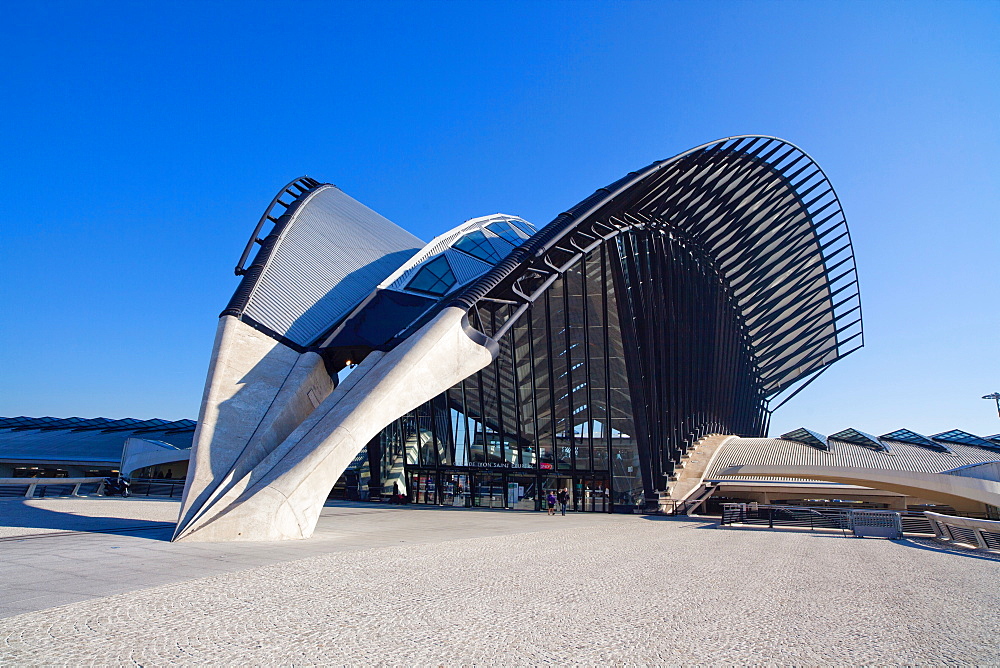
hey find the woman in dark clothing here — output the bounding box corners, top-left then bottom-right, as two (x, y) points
(546, 490), (557, 515)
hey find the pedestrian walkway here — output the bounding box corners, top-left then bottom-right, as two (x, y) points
(1, 497), (997, 665)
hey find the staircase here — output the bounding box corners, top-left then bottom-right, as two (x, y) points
(665, 433), (733, 514)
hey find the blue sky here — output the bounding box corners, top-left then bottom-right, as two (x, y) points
(2, 1), (998, 438)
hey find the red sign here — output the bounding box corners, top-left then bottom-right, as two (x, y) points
(539, 463), (553, 470)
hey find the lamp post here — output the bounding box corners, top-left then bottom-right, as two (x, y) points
(984, 392), (1000, 419)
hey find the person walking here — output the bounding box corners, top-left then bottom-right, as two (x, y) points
(557, 488), (569, 516)
(546, 490), (557, 516)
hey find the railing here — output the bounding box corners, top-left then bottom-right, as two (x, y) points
(722, 503), (851, 532)
(234, 176), (322, 276)
(721, 503), (939, 538)
(0, 477), (106, 498)
(924, 512), (1000, 551)
(129, 479), (186, 498)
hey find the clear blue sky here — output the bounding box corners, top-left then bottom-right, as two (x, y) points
(2, 1), (998, 438)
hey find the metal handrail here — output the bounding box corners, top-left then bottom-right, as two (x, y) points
(720, 503), (934, 538)
(129, 479), (186, 498)
(0, 476), (107, 498)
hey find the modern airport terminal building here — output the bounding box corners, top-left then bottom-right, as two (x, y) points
(3, 136), (998, 538)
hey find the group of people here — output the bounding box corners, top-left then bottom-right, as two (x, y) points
(545, 488), (570, 515)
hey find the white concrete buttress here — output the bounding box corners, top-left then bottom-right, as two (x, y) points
(173, 306), (496, 542)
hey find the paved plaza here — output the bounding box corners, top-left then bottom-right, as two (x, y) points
(0, 498), (998, 665)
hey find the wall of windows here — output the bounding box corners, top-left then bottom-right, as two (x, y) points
(370, 231), (765, 511)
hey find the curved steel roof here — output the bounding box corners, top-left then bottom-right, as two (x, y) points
(439, 135), (862, 401)
(223, 183), (424, 348)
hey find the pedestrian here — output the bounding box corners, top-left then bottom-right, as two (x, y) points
(557, 488), (569, 516)
(546, 489), (557, 515)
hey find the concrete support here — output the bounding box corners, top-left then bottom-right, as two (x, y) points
(924, 511), (1000, 550)
(174, 316), (336, 537)
(173, 307), (496, 542)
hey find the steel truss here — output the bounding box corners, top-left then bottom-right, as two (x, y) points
(423, 135), (863, 502)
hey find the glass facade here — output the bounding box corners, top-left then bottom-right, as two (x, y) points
(370, 241), (661, 512)
(369, 229), (767, 512)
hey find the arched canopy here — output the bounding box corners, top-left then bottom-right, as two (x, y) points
(430, 136), (862, 402)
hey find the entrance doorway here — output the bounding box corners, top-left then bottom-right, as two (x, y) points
(575, 475), (610, 512)
(408, 471), (438, 504)
(472, 473), (505, 508)
(403, 469), (612, 512)
(541, 476), (574, 512)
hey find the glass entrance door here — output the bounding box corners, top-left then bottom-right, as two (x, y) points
(472, 473), (505, 508)
(408, 471), (438, 504)
(540, 476), (573, 512)
(576, 475), (610, 512)
(438, 473), (468, 506)
(507, 474), (537, 510)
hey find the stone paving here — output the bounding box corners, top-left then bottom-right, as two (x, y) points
(1, 499), (998, 665)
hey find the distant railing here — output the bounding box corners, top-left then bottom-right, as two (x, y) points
(0, 477), (106, 498)
(721, 503), (941, 538)
(0, 477), (188, 500)
(924, 512), (1000, 551)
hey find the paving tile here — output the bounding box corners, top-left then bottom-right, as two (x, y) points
(0, 499), (997, 665)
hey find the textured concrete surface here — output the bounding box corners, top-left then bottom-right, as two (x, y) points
(177, 315), (333, 540)
(1, 498), (998, 665)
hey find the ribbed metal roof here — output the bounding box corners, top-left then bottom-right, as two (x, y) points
(0, 417), (195, 465)
(224, 185), (424, 348)
(708, 434), (1000, 483)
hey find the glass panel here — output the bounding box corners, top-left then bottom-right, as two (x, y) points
(453, 230), (503, 263)
(371, 237), (642, 513)
(508, 474), (537, 510)
(508, 219), (537, 237)
(406, 256), (456, 296)
(566, 258), (589, 470)
(487, 221), (525, 245)
(602, 245), (641, 507)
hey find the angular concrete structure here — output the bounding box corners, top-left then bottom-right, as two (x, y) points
(175, 137), (867, 541)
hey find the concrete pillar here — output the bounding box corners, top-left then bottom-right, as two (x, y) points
(174, 316), (336, 538)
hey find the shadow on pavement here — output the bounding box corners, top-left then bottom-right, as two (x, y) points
(0, 499), (175, 541)
(638, 514), (719, 529)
